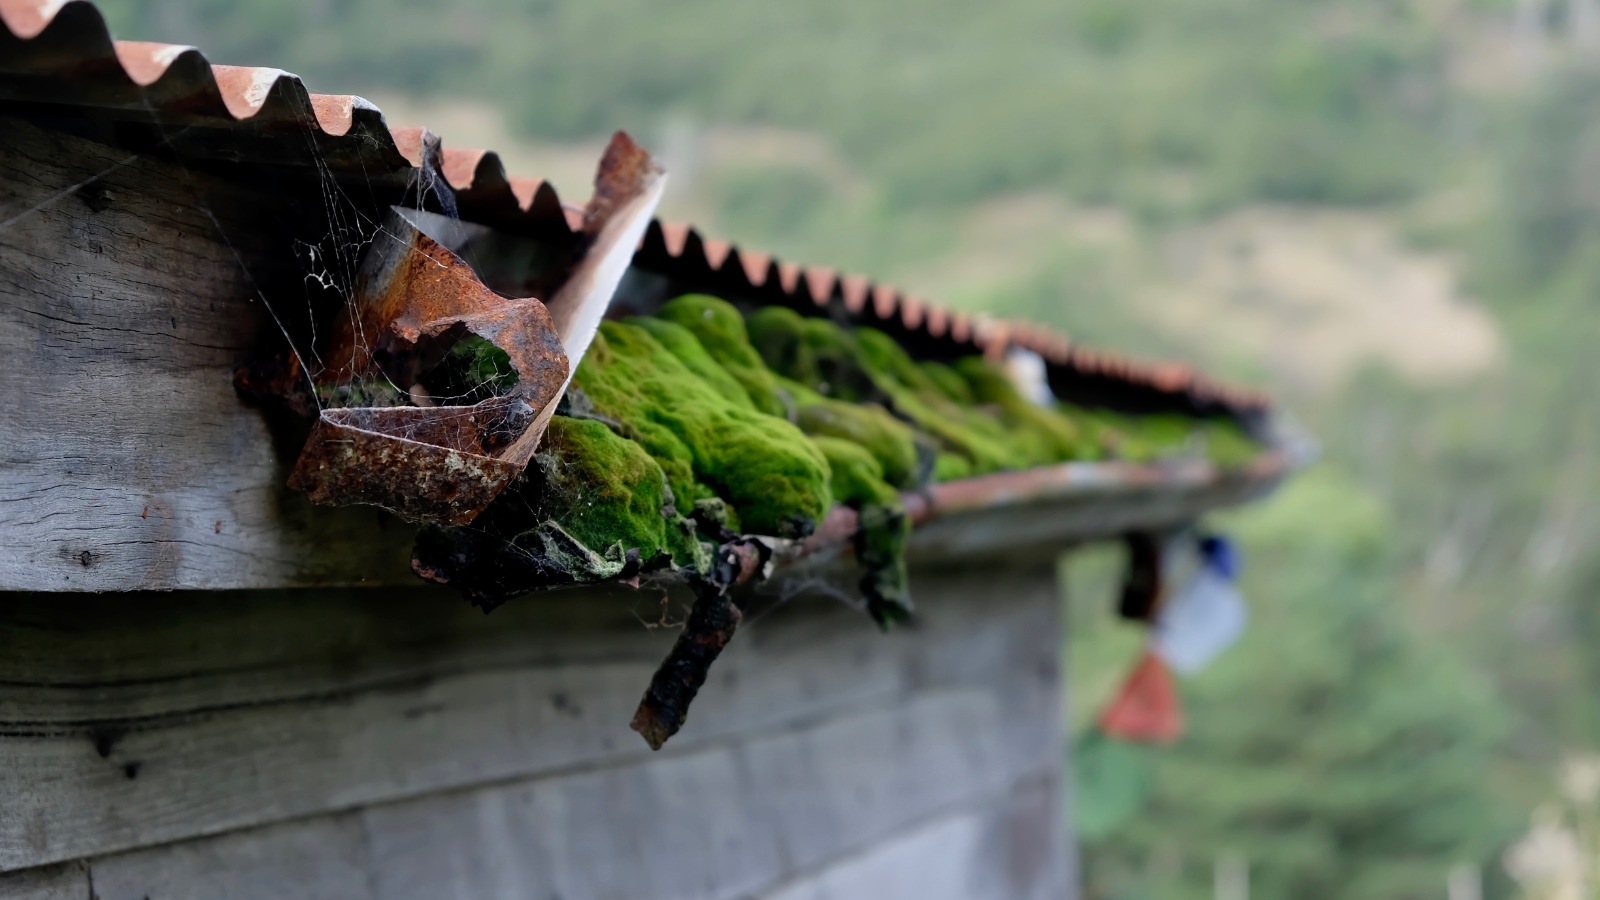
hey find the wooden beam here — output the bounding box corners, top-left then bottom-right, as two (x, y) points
(0, 115), (416, 591)
(0, 568), (1060, 871)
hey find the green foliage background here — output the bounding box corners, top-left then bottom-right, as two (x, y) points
(90, 0), (1600, 894)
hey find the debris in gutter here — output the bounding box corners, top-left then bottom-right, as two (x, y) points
(287, 207), (569, 525)
(258, 131), (666, 526)
(630, 537), (772, 750)
(226, 116), (1268, 750)
(415, 292), (1268, 749)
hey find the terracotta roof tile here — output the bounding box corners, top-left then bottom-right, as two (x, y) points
(440, 147), (489, 191)
(660, 221), (692, 257)
(900, 296), (926, 330)
(841, 274), (871, 313)
(703, 239), (733, 271)
(741, 251), (773, 287)
(804, 267), (836, 306)
(0, 0), (1271, 419)
(112, 40), (189, 87)
(507, 177), (544, 211)
(872, 285), (898, 320)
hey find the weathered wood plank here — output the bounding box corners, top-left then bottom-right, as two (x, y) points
(0, 862), (87, 900)
(76, 696), (1059, 900)
(758, 782), (1063, 900)
(0, 567), (1061, 872)
(0, 114), (417, 591)
(88, 813), (375, 900)
(356, 689), (1054, 900)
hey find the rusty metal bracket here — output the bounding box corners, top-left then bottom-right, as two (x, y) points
(288, 210), (567, 524)
(286, 131), (666, 526)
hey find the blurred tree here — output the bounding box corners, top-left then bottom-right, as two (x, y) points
(1074, 470), (1515, 900)
(94, 0), (1450, 216)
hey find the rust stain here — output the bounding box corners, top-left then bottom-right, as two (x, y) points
(288, 207), (569, 525)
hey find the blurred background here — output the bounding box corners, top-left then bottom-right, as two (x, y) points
(89, 0), (1600, 895)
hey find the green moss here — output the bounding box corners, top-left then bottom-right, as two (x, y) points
(745, 306), (881, 402)
(774, 373), (826, 408)
(1069, 407), (1153, 461)
(933, 451), (972, 482)
(811, 435), (898, 506)
(1204, 419), (1261, 468)
(809, 436), (911, 628)
(855, 327), (936, 393)
(797, 399), (921, 490)
(1134, 413), (1196, 451)
(748, 308), (1023, 474)
(655, 294), (788, 417)
(575, 321), (832, 538)
(956, 356), (1092, 463)
(625, 316), (752, 410)
(536, 415), (704, 568)
(1072, 407), (1260, 466)
(919, 361), (976, 406)
(418, 333), (518, 406)
(691, 495), (741, 535)
(881, 382), (1022, 474)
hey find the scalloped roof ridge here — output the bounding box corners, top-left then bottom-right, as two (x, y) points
(0, 0), (1270, 416)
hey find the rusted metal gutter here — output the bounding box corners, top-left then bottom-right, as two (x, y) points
(286, 133), (666, 525)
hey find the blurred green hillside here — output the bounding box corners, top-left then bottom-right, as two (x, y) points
(93, 0), (1600, 895)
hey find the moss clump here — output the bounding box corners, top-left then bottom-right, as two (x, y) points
(955, 356), (1094, 463)
(773, 373), (825, 410)
(854, 327), (933, 393)
(536, 415), (706, 570)
(1132, 413), (1196, 452)
(809, 436), (911, 627)
(1066, 407), (1148, 461)
(1203, 420), (1260, 468)
(575, 321), (832, 538)
(656, 294), (789, 417)
(418, 333), (518, 406)
(624, 316), (753, 411)
(408, 414), (712, 606)
(1073, 407), (1261, 467)
(919, 360), (976, 406)
(746, 306), (882, 402)
(812, 435), (898, 507)
(933, 451), (972, 482)
(797, 399), (921, 490)
(747, 309), (1019, 474)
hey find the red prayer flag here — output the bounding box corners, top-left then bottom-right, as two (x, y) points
(1099, 649), (1184, 744)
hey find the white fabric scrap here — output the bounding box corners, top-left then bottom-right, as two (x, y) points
(1151, 564), (1248, 675)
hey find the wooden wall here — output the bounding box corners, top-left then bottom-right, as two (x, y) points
(0, 563), (1069, 899)
(0, 114), (419, 592)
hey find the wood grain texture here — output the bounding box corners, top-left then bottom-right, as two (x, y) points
(0, 115), (418, 591)
(0, 566), (1062, 875)
(355, 688), (1042, 900)
(758, 782), (1062, 900)
(0, 862), (87, 900)
(79, 730), (1060, 900)
(87, 813), (376, 900)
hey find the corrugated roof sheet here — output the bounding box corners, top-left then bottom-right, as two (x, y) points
(0, 0), (1270, 421)
(627, 220), (1272, 421)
